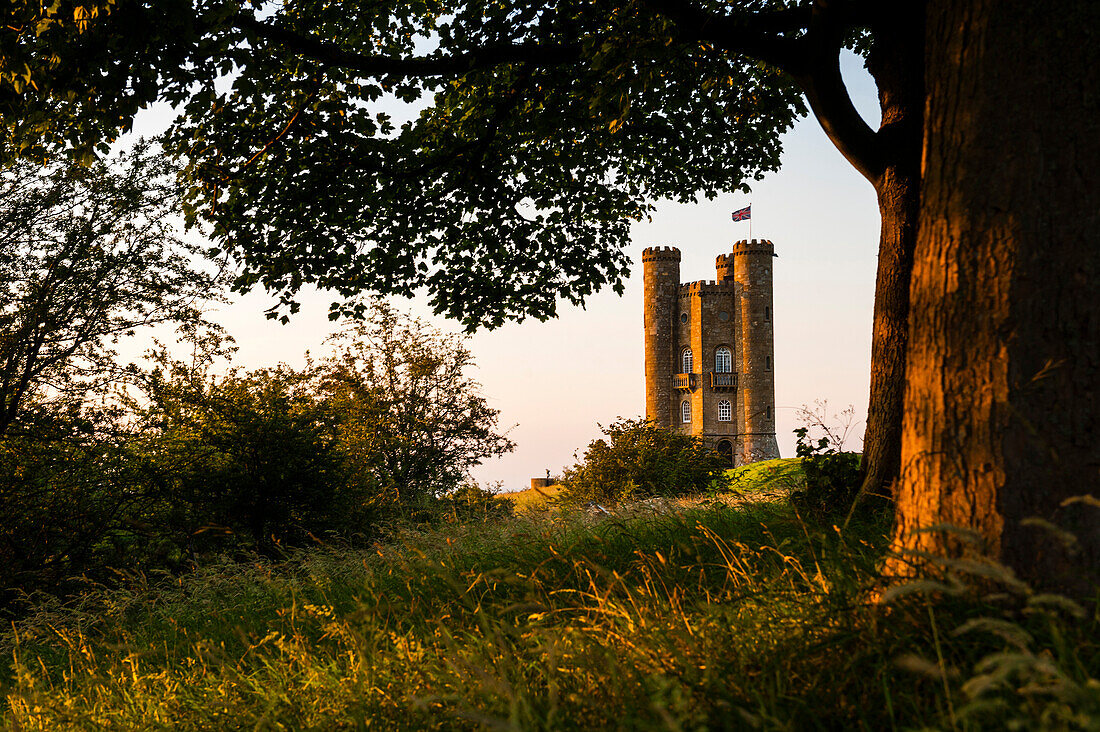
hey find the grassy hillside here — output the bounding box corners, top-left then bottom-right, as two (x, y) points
(2, 467), (1097, 730)
(502, 457), (806, 513)
(726, 457), (806, 493)
(500, 481), (562, 512)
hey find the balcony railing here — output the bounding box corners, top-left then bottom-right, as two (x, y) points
(673, 373), (697, 391)
(710, 372), (737, 390)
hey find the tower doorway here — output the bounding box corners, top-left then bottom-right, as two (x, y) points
(716, 440), (734, 469)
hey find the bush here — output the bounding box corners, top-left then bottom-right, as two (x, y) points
(135, 363), (352, 553)
(0, 306), (517, 607)
(559, 418), (728, 505)
(789, 426), (862, 516)
(438, 483), (515, 523)
(316, 303), (515, 507)
(131, 306), (516, 553)
(0, 403), (162, 604)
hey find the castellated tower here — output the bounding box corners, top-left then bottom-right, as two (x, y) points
(642, 240), (781, 467)
(642, 247), (680, 428)
(729, 239), (782, 462)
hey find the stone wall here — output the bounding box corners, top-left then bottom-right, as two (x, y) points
(674, 281), (739, 440)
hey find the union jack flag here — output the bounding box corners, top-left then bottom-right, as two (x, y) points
(731, 205), (751, 222)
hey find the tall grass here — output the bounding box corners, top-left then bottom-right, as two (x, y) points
(2, 497), (1097, 730)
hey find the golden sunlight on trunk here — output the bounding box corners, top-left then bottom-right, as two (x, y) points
(891, 0), (1100, 594)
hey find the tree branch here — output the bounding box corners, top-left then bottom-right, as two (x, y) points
(786, 1), (885, 185)
(639, 0), (811, 68)
(234, 3), (885, 186)
(789, 45), (884, 185)
(233, 14), (582, 77)
(645, 0), (885, 186)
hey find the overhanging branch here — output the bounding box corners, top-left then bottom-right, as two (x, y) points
(233, 14), (581, 77)
(788, 1), (884, 185)
(789, 46), (884, 185)
(639, 0), (810, 68)
(234, 2), (886, 186)
(644, 0), (885, 186)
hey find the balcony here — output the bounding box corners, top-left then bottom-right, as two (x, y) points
(710, 372), (737, 390)
(673, 373), (697, 391)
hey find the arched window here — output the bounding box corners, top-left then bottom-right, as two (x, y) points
(715, 347), (732, 373)
(765, 355), (772, 372)
(718, 400), (732, 421)
(681, 347), (693, 374)
(681, 400), (691, 423)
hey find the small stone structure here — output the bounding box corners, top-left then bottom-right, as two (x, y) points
(643, 240), (781, 467)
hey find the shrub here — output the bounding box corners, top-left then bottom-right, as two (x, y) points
(135, 363), (351, 553)
(559, 418), (728, 505)
(132, 306), (516, 552)
(0, 403), (162, 604)
(438, 483), (515, 523)
(789, 426), (862, 516)
(0, 305), (517, 606)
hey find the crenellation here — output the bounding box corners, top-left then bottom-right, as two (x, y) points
(731, 239), (776, 257)
(641, 246), (682, 262)
(678, 280), (736, 297)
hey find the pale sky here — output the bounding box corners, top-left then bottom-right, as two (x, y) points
(127, 53), (882, 493)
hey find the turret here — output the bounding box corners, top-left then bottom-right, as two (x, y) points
(642, 246), (680, 427)
(716, 252), (736, 284)
(733, 239), (781, 461)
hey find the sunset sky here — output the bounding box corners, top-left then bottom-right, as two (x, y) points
(127, 52), (881, 492)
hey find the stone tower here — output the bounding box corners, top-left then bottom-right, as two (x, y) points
(642, 246), (680, 428)
(642, 240), (781, 466)
(729, 239), (781, 462)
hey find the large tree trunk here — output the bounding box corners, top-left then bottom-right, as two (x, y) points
(859, 8), (923, 503)
(893, 0), (1100, 594)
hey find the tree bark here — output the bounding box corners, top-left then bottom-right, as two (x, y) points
(859, 7), (923, 503)
(893, 0), (1100, 594)
(860, 168), (917, 503)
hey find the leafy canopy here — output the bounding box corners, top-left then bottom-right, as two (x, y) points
(1, 0), (806, 328)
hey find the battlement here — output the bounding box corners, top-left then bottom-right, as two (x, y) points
(731, 239), (776, 256)
(641, 246), (682, 262)
(678, 280), (735, 297)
